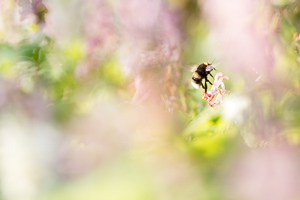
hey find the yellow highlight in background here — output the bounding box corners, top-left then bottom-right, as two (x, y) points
(0, 60), (17, 79)
(62, 39), (84, 62)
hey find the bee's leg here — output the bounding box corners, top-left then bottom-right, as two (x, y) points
(204, 79), (207, 93)
(197, 78), (204, 90)
(200, 82), (205, 90)
(209, 73), (214, 79)
(196, 79), (204, 90)
(207, 79), (213, 85)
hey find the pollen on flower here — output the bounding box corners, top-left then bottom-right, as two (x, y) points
(202, 72), (229, 107)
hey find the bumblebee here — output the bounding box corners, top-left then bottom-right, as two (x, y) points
(191, 62), (215, 93)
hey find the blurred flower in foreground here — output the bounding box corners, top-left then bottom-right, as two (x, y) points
(201, 0), (274, 81)
(117, 0), (182, 109)
(202, 72), (229, 107)
(227, 145), (300, 200)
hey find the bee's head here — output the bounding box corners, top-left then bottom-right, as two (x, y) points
(205, 63), (215, 72)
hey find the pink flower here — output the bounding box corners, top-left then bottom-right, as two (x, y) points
(202, 72), (229, 107)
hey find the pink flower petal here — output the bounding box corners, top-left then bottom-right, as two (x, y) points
(202, 71), (229, 107)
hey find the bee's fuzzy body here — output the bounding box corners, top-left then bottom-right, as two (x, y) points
(191, 62), (215, 93)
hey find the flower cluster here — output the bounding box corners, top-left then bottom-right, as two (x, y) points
(202, 72), (229, 107)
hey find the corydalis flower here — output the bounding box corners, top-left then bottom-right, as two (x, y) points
(202, 72), (229, 107)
